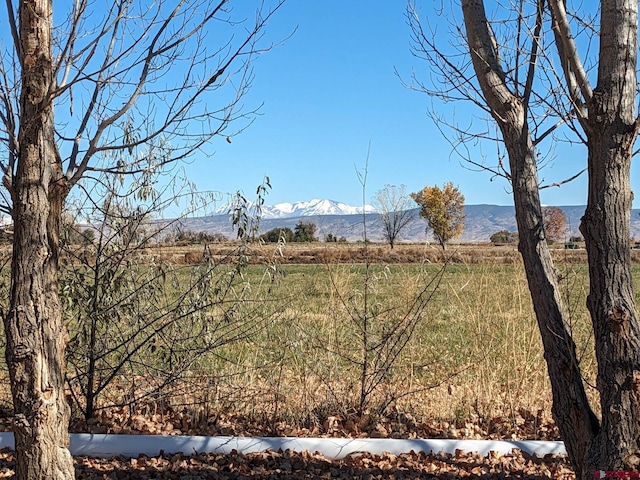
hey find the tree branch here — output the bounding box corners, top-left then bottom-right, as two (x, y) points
(547, 0), (592, 119)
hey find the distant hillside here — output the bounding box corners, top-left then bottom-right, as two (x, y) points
(176, 205), (640, 243)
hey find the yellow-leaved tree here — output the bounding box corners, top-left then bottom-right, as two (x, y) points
(411, 182), (465, 250)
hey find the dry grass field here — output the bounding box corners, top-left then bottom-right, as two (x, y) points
(31, 241), (607, 440)
(0, 240), (605, 477)
(143, 240), (595, 266)
(0, 241), (621, 439)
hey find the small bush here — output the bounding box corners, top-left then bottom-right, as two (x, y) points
(490, 230), (518, 245)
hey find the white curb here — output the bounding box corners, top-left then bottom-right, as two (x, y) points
(0, 433), (566, 460)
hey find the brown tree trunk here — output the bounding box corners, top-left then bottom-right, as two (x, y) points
(2, 1), (74, 478)
(503, 128), (598, 480)
(579, 1), (640, 472)
(581, 110), (640, 477)
(429, 0), (640, 478)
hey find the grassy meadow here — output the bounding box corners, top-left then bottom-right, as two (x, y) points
(195, 247), (595, 438)
(0, 241), (622, 438)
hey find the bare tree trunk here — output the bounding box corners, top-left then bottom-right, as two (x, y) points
(0, 1), (283, 477)
(503, 129), (598, 479)
(412, 0), (640, 476)
(2, 1), (74, 478)
(579, 2), (640, 471)
(546, 0), (640, 475)
(581, 114), (640, 476)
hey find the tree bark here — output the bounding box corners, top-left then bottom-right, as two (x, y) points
(416, 0), (640, 477)
(2, 1), (74, 478)
(579, 1), (640, 473)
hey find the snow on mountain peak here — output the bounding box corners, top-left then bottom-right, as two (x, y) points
(271, 199), (377, 218)
(214, 199), (376, 219)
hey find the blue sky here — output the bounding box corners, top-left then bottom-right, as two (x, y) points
(190, 0), (505, 208)
(0, 1), (636, 214)
(3, 1), (631, 212)
(183, 0), (630, 210)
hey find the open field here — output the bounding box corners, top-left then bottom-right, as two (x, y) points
(0, 241), (616, 444)
(5, 241), (611, 440)
(0, 240), (608, 477)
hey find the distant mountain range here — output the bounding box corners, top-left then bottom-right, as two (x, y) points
(214, 198), (376, 219)
(180, 199), (640, 243)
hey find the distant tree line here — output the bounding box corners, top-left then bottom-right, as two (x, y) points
(324, 232), (347, 243)
(169, 229), (228, 244)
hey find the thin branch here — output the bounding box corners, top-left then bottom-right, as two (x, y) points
(540, 167), (587, 189)
(522, 0), (544, 117)
(548, 0), (592, 115)
(4, 0), (21, 66)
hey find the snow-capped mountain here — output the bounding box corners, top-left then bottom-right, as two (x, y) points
(215, 198), (376, 219)
(177, 204), (640, 242)
(268, 199), (376, 218)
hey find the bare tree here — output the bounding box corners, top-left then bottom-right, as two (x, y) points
(408, 0), (640, 478)
(373, 184), (415, 249)
(0, 1), (285, 478)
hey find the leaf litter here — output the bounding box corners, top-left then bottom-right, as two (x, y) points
(0, 404), (575, 478)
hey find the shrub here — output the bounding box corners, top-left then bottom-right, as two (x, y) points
(293, 222), (318, 242)
(490, 230), (518, 244)
(261, 227), (294, 243)
(325, 233), (338, 242)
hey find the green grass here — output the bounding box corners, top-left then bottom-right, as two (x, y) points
(0, 251), (632, 432)
(191, 260), (585, 422)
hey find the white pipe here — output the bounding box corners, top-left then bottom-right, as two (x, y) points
(0, 433), (566, 459)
